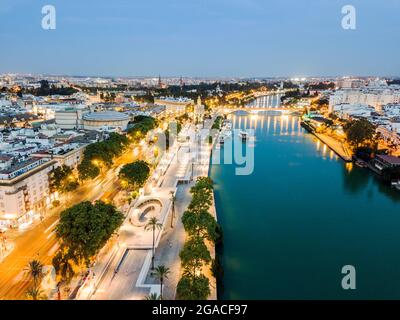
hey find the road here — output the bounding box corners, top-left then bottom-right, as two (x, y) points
(0, 144), (143, 300)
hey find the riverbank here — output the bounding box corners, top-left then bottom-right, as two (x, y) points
(301, 121), (352, 162)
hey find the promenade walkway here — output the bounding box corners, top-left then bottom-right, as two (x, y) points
(78, 117), (218, 300)
(313, 132), (352, 162)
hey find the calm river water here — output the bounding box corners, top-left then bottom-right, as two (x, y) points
(211, 108), (400, 299)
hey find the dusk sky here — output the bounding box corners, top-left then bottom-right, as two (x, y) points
(0, 0), (399, 77)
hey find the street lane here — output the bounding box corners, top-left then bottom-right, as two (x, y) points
(0, 144), (144, 299)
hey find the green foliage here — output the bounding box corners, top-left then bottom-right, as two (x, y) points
(49, 165), (79, 194)
(78, 160), (100, 180)
(119, 160), (150, 190)
(144, 293), (160, 300)
(55, 201), (124, 266)
(180, 236), (211, 276)
(178, 176), (219, 299)
(153, 265), (171, 300)
(182, 210), (218, 242)
(26, 260), (44, 288)
(25, 287), (47, 300)
(78, 133), (129, 180)
(343, 119), (376, 149)
(52, 250), (76, 284)
(128, 116), (157, 141)
(176, 274), (211, 300)
(211, 116), (223, 130)
(22, 80), (78, 97)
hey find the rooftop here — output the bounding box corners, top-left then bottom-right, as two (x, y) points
(376, 154), (400, 165)
(83, 111), (129, 121)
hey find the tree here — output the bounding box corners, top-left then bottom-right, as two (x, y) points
(182, 210), (218, 242)
(78, 160), (100, 181)
(128, 116), (157, 141)
(144, 217), (162, 270)
(55, 201), (124, 267)
(188, 192), (212, 214)
(343, 119), (376, 149)
(52, 250), (76, 284)
(25, 287), (46, 300)
(144, 293), (160, 300)
(153, 265), (170, 300)
(119, 160), (150, 190)
(192, 176), (214, 192)
(49, 165), (79, 194)
(26, 260), (44, 288)
(180, 236), (211, 278)
(176, 274), (210, 300)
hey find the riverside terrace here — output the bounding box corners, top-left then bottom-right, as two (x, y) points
(76, 117), (218, 300)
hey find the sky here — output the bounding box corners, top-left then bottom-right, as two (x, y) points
(0, 0), (399, 78)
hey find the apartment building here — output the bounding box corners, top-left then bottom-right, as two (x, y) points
(0, 158), (57, 229)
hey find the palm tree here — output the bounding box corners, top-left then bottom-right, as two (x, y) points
(153, 265), (170, 300)
(143, 292), (160, 300)
(25, 287), (46, 300)
(170, 191), (176, 228)
(144, 217), (162, 270)
(26, 259), (44, 288)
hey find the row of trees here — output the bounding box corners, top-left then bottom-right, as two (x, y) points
(176, 177), (221, 300)
(78, 132), (129, 180)
(19, 80), (78, 96)
(52, 201), (124, 284)
(127, 116), (157, 142)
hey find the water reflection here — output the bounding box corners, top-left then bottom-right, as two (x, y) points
(228, 111), (400, 202)
(342, 165), (371, 194)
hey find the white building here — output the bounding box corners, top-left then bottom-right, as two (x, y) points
(336, 78), (365, 89)
(55, 106), (89, 130)
(32, 143), (87, 169)
(82, 111), (129, 131)
(329, 89), (400, 113)
(332, 104), (375, 119)
(154, 97), (194, 115)
(34, 103), (87, 121)
(0, 158), (57, 229)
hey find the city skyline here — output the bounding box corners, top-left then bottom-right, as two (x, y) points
(1, 0), (400, 77)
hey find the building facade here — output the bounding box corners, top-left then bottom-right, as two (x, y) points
(0, 158), (57, 229)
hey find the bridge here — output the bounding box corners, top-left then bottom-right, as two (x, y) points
(222, 107), (294, 114)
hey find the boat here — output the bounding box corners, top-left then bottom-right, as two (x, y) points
(355, 160), (367, 168)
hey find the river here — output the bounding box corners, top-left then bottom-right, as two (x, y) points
(210, 106), (400, 299)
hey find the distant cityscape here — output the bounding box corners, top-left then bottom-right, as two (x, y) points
(1, 72), (400, 300)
